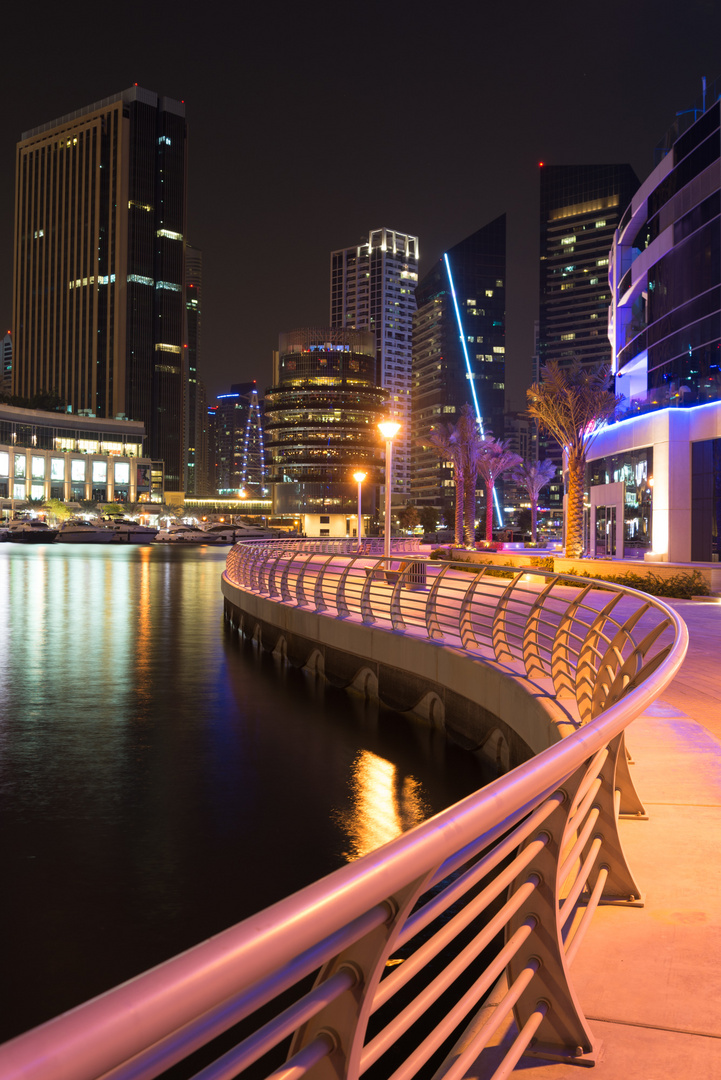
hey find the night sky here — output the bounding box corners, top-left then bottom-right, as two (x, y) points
(2, 0), (720, 410)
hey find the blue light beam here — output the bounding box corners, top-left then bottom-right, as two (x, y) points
(444, 252), (504, 528)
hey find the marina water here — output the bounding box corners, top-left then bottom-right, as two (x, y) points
(0, 544), (491, 1042)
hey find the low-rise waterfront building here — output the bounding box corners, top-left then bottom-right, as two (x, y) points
(0, 404), (161, 506)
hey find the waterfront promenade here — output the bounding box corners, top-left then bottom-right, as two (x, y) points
(476, 597), (721, 1077)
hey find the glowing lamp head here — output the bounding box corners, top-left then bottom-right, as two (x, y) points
(353, 470), (367, 484)
(378, 420), (401, 440)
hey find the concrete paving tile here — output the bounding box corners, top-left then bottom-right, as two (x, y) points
(471, 1017), (721, 1078)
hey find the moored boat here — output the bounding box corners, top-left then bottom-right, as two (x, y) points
(154, 524), (221, 544)
(5, 519), (59, 543)
(57, 520), (116, 544)
(101, 519), (159, 544)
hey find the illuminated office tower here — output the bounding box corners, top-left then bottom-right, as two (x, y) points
(412, 217), (506, 516)
(330, 228), (418, 495)
(539, 164), (639, 371)
(12, 86), (188, 493)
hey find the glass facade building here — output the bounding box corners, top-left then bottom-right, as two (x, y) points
(589, 82), (721, 564)
(12, 87), (187, 492)
(411, 217), (506, 515)
(265, 328), (386, 526)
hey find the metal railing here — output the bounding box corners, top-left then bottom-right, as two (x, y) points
(0, 544), (688, 1080)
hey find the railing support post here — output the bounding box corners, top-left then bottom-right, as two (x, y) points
(505, 769), (598, 1066)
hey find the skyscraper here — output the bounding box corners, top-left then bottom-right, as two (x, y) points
(1, 332), (11, 395)
(538, 164), (639, 372)
(412, 217), (506, 515)
(330, 228), (418, 495)
(185, 243), (202, 495)
(12, 86), (188, 493)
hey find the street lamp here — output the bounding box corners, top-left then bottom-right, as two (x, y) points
(378, 420), (400, 560)
(352, 470), (367, 552)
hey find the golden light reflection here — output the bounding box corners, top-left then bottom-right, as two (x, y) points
(135, 546), (152, 707)
(336, 750), (429, 861)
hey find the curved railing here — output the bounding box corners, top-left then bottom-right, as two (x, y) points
(0, 544), (688, 1080)
(235, 536), (422, 556)
(224, 542), (679, 725)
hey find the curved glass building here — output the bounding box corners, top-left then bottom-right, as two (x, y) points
(265, 328), (387, 532)
(589, 80), (721, 565)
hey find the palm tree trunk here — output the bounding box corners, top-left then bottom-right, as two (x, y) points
(565, 453), (585, 558)
(463, 474), (476, 546)
(454, 469), (464, 546)
(531, 498), (538, 542)
(485, 482), (494, 543)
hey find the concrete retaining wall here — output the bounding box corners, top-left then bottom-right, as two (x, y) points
(222, 576), (577, 776)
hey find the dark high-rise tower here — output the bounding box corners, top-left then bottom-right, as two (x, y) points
(12, 86), (188, 492)
(185, 243), (202, 495)
(538, 164), (639, 372)
(412, 216), (506, 514)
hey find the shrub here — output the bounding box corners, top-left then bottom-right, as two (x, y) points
(529, 556), (555, 572)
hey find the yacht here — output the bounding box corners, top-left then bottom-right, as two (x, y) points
(5, 519), (59, 543)
(201, 522), (285, 544)
(154, 524), (221, 545)
(101, 519), (159, 544)
(57, 520), (116, 544)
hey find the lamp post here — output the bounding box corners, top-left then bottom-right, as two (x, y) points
(378, 420), (400, 560)
(352, 470), (367, 552)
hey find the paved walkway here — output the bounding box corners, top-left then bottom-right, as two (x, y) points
(477, 598), (721, 1077)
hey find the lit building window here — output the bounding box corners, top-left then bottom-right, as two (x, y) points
(128, 274), (154, 286)
(92, 460), (107, 483)
(561, 332), (576, 341)
(114, 462), (130, 485)
(156, 228), (183, 241)
(155, 343), (182, 354)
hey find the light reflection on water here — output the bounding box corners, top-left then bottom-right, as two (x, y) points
(336, 750), (430, 860)
(0, 544), (490, 1043)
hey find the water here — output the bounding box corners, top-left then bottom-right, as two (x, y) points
(0, 544), (491, 1043)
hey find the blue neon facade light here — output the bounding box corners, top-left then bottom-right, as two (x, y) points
(443, 252), (504, 527)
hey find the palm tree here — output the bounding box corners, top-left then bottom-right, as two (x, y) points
(456, 405), (487, 546)
(527, 361), (620, 558)
(476, 437), (523, 544)
(423, 422), (465, 545)
(511, 459), (557, 542)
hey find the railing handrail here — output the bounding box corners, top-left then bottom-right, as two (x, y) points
(0, 542), (688, 1080)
